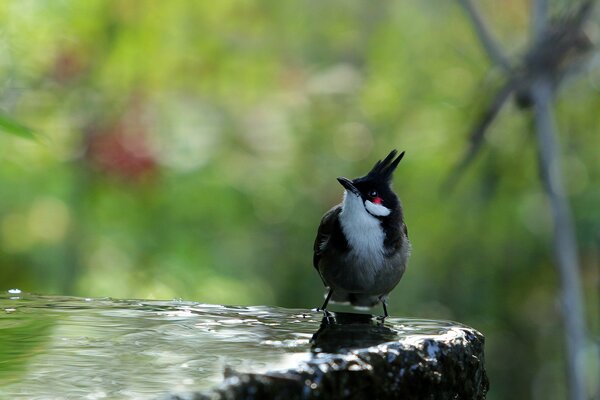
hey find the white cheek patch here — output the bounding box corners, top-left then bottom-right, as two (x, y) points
(365, 200), (391, 217)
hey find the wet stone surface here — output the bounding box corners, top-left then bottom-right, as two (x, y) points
(0, 292), (488, 399)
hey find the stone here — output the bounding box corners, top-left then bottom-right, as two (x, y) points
(168, 312), (489, 400)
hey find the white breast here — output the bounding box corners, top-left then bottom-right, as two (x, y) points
(339, 191), (385, 266)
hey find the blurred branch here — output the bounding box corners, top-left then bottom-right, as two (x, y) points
(449, 0), (595, 186)
(531, 78), (586, 400)
(451, 2), (595, 399)
(0, 113), (36, 140)
(457, 0), (512, 72)
(443, 79), (516, 190)
(531, 0), (548, 40)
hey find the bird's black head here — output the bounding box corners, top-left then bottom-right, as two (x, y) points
(337, 150), (405, 217)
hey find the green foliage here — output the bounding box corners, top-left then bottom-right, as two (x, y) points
(0, 1), (598, 399)
(0, 113), (35, 140)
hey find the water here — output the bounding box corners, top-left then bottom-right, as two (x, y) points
(0, 291), (468, 399)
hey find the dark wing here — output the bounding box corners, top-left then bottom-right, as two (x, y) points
(313, 205), (342, 270)
(383, 213), (409, 255)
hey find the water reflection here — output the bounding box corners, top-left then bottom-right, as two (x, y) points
(310, 312), (398, 353)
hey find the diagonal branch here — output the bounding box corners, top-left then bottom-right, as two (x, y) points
(444, 78), (517, 190)
(457, 0), (512, 72)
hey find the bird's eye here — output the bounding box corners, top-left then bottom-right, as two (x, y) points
(368, 191), (378, 198)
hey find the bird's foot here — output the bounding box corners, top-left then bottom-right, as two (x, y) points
(376, 315), (387, 322)
(315, 307), (331, 315)
(315, 307), (333, 319)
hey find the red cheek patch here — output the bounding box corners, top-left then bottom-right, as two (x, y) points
(373, 197), (383, 204)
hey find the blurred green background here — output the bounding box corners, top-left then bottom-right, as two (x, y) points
(0, 1), (598, 399)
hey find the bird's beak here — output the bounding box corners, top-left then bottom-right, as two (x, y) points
(337, 177), (360, 195)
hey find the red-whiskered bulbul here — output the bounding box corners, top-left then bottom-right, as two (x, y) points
(313, 150), (410, 319)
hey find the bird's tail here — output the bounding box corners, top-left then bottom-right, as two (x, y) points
(348, 293), (380, 308)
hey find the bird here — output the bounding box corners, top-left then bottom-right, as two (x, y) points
(313, 149), (410, 319)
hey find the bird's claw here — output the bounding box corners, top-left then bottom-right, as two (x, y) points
(315, 308), (333, 320)
(315, 308), (332, 316)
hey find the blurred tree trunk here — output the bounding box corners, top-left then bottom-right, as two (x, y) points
(530, 2), (586, 398)
(531, 78), (586, 400)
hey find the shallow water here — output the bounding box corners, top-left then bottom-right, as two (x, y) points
(0, 291), (466, 399)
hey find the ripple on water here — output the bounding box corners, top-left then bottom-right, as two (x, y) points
(0, 291), (469, 399)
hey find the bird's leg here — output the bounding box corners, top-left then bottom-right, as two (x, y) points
(316, 288), (333, 317)
(377, 299), (389, 321)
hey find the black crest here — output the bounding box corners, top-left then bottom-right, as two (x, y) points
(365, 149), (405, 182)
